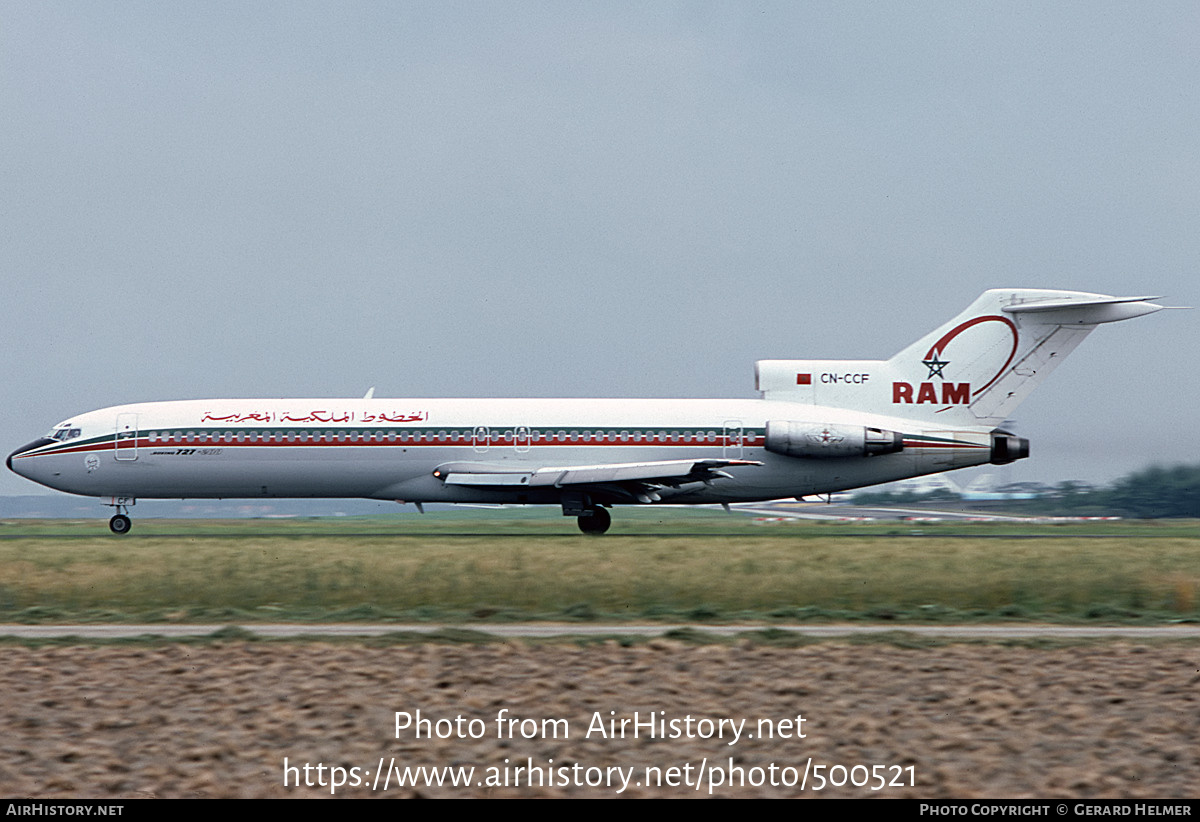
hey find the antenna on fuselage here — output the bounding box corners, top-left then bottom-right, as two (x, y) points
(363, 386), (376, 400)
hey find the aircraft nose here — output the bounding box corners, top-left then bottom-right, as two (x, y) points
(7, 438), (55, 476)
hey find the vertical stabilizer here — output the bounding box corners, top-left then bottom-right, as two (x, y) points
(757, 289), (1163, 428)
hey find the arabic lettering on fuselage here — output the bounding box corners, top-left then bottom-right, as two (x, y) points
(361, 411), (428, 423)
(200, 411), (428, 425)
(279, 411), (353, 424)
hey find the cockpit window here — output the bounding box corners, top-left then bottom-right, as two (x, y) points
(47, 427), (82, 441)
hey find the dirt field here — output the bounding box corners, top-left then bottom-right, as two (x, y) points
(1, 640), (1196, 798)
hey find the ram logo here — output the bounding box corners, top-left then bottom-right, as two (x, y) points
(893, 381), (971, 405)
(891, 314), (1020, 407)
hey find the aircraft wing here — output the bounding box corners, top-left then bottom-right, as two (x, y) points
(435, 458), (762, 488)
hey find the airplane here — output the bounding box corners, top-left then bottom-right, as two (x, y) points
(7, 288), (1165, 535)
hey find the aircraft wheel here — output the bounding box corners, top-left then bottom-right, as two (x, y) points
(109, 514), (132, 535)
(577, 506), (611, 535)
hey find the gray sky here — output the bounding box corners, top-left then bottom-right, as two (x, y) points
(2, 2), (1196, 496)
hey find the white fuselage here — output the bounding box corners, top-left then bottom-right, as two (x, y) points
(7, 396), (994, 506)
(9, 288), (1164, 533)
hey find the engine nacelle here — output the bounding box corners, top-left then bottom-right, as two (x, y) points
(764, 421), (904, 459)
(990, 432), (1030, 465)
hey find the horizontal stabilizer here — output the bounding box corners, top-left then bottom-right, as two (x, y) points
(1002, 294), (1163, 324)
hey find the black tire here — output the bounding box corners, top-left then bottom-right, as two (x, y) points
(577, 506), (611, 535)
(109, 514), (132, 535)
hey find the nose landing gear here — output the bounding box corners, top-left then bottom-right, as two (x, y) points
(105, 498), (135, 535)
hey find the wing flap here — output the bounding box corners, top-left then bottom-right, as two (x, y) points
(437, 458), (761, 488)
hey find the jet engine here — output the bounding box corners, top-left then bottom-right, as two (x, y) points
(764, 421), (904, 458)
(989, 432), (1030, 465)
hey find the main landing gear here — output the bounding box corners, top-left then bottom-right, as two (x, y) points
(576, 506), (611, 535)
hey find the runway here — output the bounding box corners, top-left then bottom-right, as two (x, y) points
(3, 623), (1199, 639)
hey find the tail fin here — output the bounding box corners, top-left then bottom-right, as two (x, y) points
(756, 289), (1163, 428)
